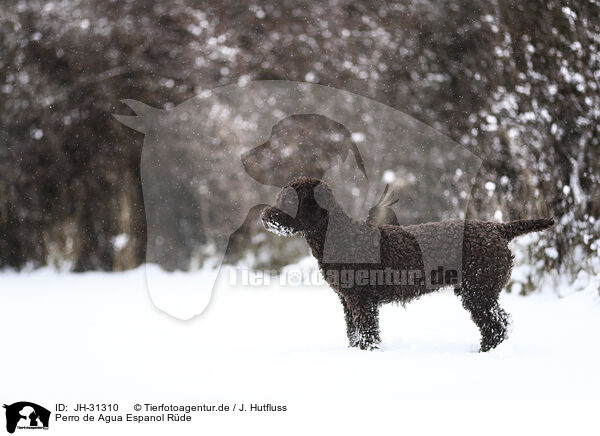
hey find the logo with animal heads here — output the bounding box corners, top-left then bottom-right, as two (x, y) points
(115, 80), (481, 319)
(3, 402), (50, 434)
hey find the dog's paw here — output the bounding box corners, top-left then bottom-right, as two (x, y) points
(357, 341), (380, 351)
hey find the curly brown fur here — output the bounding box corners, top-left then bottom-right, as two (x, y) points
(261, 177), (554, 352)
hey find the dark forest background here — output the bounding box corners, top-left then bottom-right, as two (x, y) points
(1, 0), (598, 292)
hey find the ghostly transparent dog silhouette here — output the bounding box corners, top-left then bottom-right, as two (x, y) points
(115, 81), (481, 319)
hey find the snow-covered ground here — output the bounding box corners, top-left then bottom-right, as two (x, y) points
(1, 258), (599, 435)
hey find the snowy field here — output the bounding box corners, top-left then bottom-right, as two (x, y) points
(1, 258), (599, 435)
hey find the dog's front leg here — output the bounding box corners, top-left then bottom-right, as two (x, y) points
(339, 295), (359, 347)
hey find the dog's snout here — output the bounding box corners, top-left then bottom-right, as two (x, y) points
(260, 206), (273, 223)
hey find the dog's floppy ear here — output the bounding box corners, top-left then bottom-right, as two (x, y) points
(290, 181), (331, 230)
(313, 182), (336, 211)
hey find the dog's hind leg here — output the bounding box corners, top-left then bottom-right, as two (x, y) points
(456, 287), (510, 352)
(349, 299), (381, 350)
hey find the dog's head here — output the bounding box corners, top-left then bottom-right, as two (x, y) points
(261, 177), (336, 236)
(241, 114), (367, 188)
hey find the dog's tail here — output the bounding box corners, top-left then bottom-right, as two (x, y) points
(367, 184), (399, 226)
(498, 218), (555, 240)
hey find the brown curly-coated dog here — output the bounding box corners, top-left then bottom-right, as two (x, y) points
(261, 177), (554, 352)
